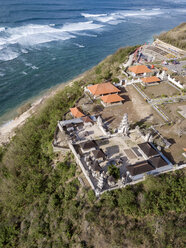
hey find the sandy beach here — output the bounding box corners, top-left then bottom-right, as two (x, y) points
(0, 77), (82, 146)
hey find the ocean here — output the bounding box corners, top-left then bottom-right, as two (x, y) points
(0, 0), (186, 125)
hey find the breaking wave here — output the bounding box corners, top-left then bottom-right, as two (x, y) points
(81, 8), (165, 25)
(0, 21), (103, 61)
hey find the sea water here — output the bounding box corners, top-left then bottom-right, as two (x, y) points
(0, 0), (186, 124)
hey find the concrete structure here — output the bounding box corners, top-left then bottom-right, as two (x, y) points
(168, 75), (184, 90)
(118, 113), (129, 135)
(70, 107), (84, 118)
(128, 65), (152, 77)
(101, 94), (124, 107)
(141, 76), (161, 86)
(86, 82), (120, 98)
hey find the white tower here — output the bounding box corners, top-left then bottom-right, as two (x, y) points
(118, 113), (129, 135)
(97, 116), (103, 126)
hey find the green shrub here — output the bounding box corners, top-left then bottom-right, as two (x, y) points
(108, 164), (120, 180)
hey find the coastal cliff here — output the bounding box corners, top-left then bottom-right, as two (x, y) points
(0, 25), (185, 248)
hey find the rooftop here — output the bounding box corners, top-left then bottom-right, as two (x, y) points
(141, 76), (161, 83)
(87, 82), (120, 96)
(91, 161), (102, 172)
(101, 94), (124, 103)
(81, 116), (94, 123)
(138, 142), (159, 157)
(126, 160), (154, 176)
(148, 156), (168, 168)
(60, 118), (83, 127)
(92, 149), (106, 160)
(70, 107), (84, 118)
(128, 65), (152, 74)
(80, 140), (97, 150)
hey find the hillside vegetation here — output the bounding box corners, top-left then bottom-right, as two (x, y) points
(0, 45), (185, 248)
(158, 22), (186, 50)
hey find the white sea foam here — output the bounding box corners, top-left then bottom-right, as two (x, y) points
(82, 8), (165, 25)
(61, 21), (103, 32)
(81, 13), (107, 18)
(73, 32), (98, 37)
(0, 22), (104, 61)
(108, 20), (124, 25)
(21, 48), (28, 54)
(0, 27), (5, 32)
(25, 62), (32, 67)
(31, 66), (39, 70)
(74, 43), (85, 48)
(21, 71), (28, 75)
(82, 13), (115, 23)
(0, 48), (19, 61)
(5, 24), (76, 47)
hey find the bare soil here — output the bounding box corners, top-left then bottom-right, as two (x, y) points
(140, 82), (180, 99)
(159, 102), (186, 122)
(100, 85), (163, 130)
(156, 124), (186, 164)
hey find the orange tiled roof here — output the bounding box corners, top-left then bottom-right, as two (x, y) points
(101, 94), (124, 103)
(87, 82), (120, 96)
(141, 76), (161, 83)
(70, 107), (84, 118)
(81, 116), (93, 123)
(128, 65), (152, 74)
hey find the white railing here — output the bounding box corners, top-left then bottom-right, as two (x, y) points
(168, 75), (184, 90)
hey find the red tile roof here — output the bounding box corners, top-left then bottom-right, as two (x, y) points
(141, 76), (161, 83)
(70, 107), (84, 118)
(87, 82), (120, 96)
(101, 94), (124, 103)
(129, 65), (152, 74)
(81, 116), (93, 123)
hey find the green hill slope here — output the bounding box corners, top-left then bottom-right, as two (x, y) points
(158, 22), (186, 50)
(0, 45), (185, 248)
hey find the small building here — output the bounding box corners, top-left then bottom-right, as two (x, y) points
(148, 155), (172, 173)
(138, 142), (159, 159)
(126, 160), (155, 181)
(128, 65), (152, 77)
(86, 82), (120, 98)
(141, 76), (161, 86)
(70, 107), (84, 118)
(91, 160), (102, 173)
(101, 94), (124, 107)
(92, 149), (106, 163)
(80, 140), (97, 153)
(81, 116), (94, 127)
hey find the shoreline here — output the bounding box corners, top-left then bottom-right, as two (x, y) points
(0, 74), (83, 145)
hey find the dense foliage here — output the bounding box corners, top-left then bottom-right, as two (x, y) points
(108, 164), (120, 180)
(0, 46), (185, 248)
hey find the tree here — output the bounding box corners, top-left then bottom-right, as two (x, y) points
(108, 164), (120, 180)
